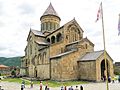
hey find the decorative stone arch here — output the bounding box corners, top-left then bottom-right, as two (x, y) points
(96, 55), (114, 81)
(51, 36), (56, 44)
(66, 24), (82, 43)
(37, 55), (39, 65)
(56, 32), (62, 42)
(100, 59), (110, 80)
(38, 53), (42, 64)
(43, 52), (47, 63)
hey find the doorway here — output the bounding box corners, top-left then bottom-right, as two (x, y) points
(101, 59), (109, 80)
(34, 67), (37, 77)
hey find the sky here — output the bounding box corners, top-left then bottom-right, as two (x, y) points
(0, 0), (120, 62)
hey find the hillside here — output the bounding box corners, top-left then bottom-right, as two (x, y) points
(0, 57), (21, 67)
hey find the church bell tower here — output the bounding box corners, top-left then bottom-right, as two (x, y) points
(40, 3), (61, 32)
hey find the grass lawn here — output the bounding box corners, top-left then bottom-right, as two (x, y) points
(1, 78), (88, 87)
(1, 78), (31, 85)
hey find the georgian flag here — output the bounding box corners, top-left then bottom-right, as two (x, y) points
(118, 14), (120, 35)
(96, 3), (102, 22)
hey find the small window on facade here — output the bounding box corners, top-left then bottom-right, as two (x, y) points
(85, 44), (87, 49)
(30, 44), (32, 54)
(47, 38), (50, 43)
(56, 33), (62, 42)
(51, 36), (55, 44)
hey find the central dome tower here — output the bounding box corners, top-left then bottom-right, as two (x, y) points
(40, 3), (61, 32)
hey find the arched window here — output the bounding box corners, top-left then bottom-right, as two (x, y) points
(54, 23), (58, 29)
(46, 22), (48, 30)
(37, 55), (39, 65)
(30, 44), (32, 54)
(66, 25), (81, 43)
(44, 23), (47, 30)
(52, 22), (54, 30)
(43, 52), (46, 63)
(50, 22), (52, 30)
(41, 23), (43, 31)
(85, 44), (87, 49)
(47, 38), (50, 43)
(48, 22), (50, 30)
(51, 36), (55, 44)
(56, 33), (62, 42)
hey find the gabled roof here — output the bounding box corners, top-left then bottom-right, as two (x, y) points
(40, 3), (60, 20)
(63, 18), (84, 32)
(50, 50), (76, 59)
(66, 37), (94, 47)
(0, 64), (9, 68)
(81, 37), (94, 47)
(27, 28), (45, 41)
(79, 50), (104, 61)
(35, 40), (49, 46)
(31, 29), (45, 37)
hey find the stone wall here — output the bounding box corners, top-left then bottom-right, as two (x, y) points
(28, 65), (35, 77)
(37, 64), (50, 80)
(50, 58), (62, 81)
(78, 61), (96, 81)
(51, 50), (84, 81)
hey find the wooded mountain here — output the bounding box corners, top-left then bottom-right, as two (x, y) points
(0, 57), (21, 67)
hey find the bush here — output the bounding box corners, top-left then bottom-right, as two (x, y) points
(11, 70), (16, 77)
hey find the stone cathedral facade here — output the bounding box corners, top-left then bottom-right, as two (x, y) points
(21, 3), (114, 81)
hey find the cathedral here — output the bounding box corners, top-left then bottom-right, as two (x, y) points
(21, 3), (114, 81)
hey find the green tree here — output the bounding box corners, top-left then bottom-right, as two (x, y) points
(11, 70), (16, 77)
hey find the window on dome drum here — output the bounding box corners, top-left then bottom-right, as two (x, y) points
(55, 24), (58, 29)
(50, 22), (52, 30)
(43, 23), (44, 30)
(48, 22), (50, 30)
(54, 23), (56, 30)
(46, 22), (48, 30)
(51, 36), (55, 44)
(44, 23), (46, 30)
(56, 33), (62, 42)
(41, 23), (43, 30)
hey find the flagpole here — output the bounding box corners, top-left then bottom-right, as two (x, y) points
(101, 2), (109, 90)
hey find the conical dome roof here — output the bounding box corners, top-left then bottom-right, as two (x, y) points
(40, 3), (60, 20)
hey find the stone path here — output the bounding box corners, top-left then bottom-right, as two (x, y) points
(0, 81), (120, 90)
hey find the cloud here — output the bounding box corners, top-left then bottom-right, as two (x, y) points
(18, 3), (35, 15)
(0, 21), (5, 27)
(0, 2), (5, 16)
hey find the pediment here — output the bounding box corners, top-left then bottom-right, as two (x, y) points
(64, 18), (84, 34)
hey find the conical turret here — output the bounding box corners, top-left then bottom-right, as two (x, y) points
(40, 3), (61, 32)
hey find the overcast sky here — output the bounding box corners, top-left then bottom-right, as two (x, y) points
(0, 0), (120, 62)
